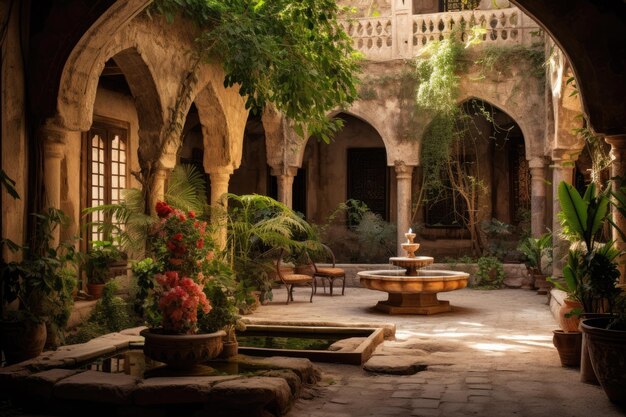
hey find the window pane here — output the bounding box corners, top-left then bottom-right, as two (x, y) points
(112, 176), (118, 188)
(120, 176), (126, 188)
(112, 149), (119, 162)
(112, 135), (119, 148)
(112, 189), (119, 202)
(112, 163), (118, 176)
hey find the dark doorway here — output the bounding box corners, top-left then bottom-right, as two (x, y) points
(347, 148), (389, 220)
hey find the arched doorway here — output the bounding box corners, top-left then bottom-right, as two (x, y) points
(417, 99), (530, 259)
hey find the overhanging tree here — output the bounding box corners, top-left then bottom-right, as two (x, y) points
(136, 0), (361, 213)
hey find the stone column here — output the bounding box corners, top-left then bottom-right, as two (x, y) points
(41, 124), (68, 246)
(209, 169), (232, 249)
(148, 167), (171, 216)
(605, 134), (626, 284)
(271, 166), (298, 209)
(550, 151), (578, 278)
(529, 157), (548, 238)
(395, 162), (414, 257)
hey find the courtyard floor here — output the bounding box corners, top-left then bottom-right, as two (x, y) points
(248, 287), (626, 417)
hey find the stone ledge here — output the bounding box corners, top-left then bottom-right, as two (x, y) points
(4, 353), (319, 417)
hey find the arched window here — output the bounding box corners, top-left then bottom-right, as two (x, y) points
(81, 117), (128, 245)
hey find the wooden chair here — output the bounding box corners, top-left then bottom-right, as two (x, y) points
(276, 248), (315, 304)
(310, 244), (346, 296)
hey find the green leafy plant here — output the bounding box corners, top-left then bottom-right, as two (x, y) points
(85, 240), (123, 285)
(475, 256), (504, 289)
(556, 181), (622, 321)
(66, 281), (136, 344)
(517, 232), (552, 275)
(0, 208), (80, 341)
(225, 194), (319, 305)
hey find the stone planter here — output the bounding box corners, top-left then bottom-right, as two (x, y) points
(552, 330), (581, 368)
(580, 317), (626, 404)
(141, 329), (226, 369)
(0, 320), (47, 364)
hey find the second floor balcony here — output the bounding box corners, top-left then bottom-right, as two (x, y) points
(340, 7), (541, 61)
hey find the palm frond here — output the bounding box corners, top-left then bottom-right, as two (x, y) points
(165, 164), (207, 213)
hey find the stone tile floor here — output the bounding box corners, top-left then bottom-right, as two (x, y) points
(250, 287), (626, 417)
(4, 287), (626, 416)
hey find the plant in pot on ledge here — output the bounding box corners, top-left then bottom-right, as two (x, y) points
(85, 239), (123, 299)
(557, 180), (626, 402)
(139, 201), (227, 371)
(0, 208), (79, 363)
(517, 232), (552, 292)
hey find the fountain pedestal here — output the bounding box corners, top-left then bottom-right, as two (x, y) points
(377, 293), (450, 315)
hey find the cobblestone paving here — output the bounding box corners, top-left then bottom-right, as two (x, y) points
(250, 288), (626, 417)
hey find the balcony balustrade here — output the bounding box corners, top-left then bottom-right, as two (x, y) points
(340, 7), (540, 61)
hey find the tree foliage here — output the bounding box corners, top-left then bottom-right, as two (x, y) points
(151, 0), (361, 141)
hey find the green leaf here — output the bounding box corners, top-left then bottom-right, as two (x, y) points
(557, 181), (587, 239)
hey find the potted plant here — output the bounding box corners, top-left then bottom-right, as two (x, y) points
(224, 194), (319, 309)
(139, 201), (226, 369)
(475, 256), (504, 288)
(517, 232), (552, 291)
(0, 208), (79, 363)
(85, 240), (123, 299)
(557, 181), (626, 399)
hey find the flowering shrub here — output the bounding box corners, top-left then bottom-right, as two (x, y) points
(155, 271), (210, 334)
(145, 201), (216, 334)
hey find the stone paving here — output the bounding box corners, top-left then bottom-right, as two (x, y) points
(248, 287), (626, 417)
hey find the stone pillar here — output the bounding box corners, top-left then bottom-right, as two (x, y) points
(271, 166), (298, 209)
(395, 162), (414, 257)
(41, 124), (68, 246)
(149, 167), (171, 216)
(392, 0), (411, 58)
(550, 151), (578, 278)
(529, 157), (548, 238)
(605, 134), (626, 284)
(209, 169), (232, 249)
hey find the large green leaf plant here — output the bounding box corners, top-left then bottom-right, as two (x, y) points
(556, 181), (622, 318)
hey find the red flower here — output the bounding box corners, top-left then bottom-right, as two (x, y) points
(173, 233), (183, 241)
(196, 239), (204, 249)
(156, 201), (174, 218)
(188, 211), (195, 219)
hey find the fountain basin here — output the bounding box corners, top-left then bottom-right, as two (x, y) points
(358, 269), (469, 315)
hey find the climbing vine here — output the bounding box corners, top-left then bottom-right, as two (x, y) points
(411, 28), (537, 255)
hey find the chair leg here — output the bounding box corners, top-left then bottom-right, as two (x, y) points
(313, 277), (318, 294)
(309, 284), (314, 303)
(341, 276), (346, 295)
(286, 285), (291, 305)
(329, 280), (334, 296)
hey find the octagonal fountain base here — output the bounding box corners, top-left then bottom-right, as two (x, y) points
(359, 269), (469, 315)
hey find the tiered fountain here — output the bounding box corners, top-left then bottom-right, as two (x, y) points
(358, 230), (469, 315)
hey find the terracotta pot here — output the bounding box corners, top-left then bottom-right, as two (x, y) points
(533, 274), (551, 295)
(0, 320), (47, 364)
(580, 317), (626, 403)
(87, 283), (105, 299)
(141, 328), (226, 369)
(552, 330), (582, 368)
(558, 299), (582, 332)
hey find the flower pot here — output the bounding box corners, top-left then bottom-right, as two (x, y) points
(0, 320), (47, 364)
(219, 340), (239, 359)
(558, 299), (582, 332)
(533, 274), (551, 295)
(87, 283), (105, 299)
(552, 330), (581, 368)
(141, 329), (226, 369)
(580, 317), (626, 403)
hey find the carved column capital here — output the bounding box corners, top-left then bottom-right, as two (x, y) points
(394, 161), (415, 179)
(40, 121), (68, 159)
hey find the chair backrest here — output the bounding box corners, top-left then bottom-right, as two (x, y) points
(310, 243), (336, 272)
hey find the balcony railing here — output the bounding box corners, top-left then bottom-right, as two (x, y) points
(340, 7), (540, 61)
